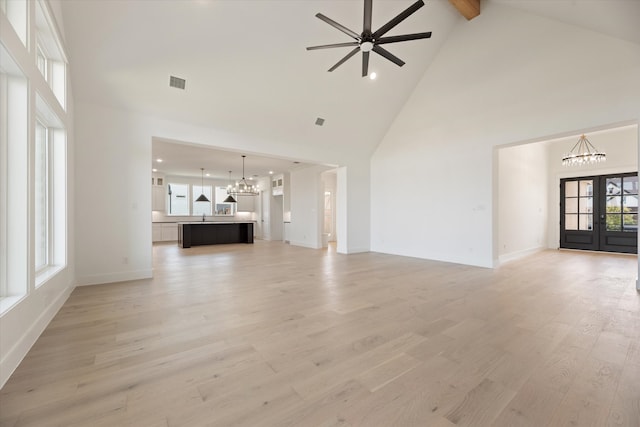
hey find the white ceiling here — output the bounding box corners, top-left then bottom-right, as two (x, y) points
(59, 0), (640, 177)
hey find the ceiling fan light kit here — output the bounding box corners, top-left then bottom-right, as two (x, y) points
(307, 0), (432, 77)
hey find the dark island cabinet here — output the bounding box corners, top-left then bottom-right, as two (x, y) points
(178, 222), (254, 248)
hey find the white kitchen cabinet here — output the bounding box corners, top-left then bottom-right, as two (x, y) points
(152, 175), (166, 211)
(272, 174), (283, 196)
(161, 223), (178, 241)
(152, 223), (163, 242)
(153, 223), (178, 242)
(236, 195), (255, 212)
(152, 186), (165, 211)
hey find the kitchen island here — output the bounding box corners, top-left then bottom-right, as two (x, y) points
(178, 222), (254, 248)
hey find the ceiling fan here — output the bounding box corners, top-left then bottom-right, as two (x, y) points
(307, 0), (432, 77)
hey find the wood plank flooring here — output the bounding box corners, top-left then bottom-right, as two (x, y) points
(1, 242), (639, 426)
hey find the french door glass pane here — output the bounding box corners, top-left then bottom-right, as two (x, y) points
(565, 198), (578, 213)
(579, 180), (592, 196)
(624, 195), (638, 213)
(607, 196), (622, 209)
(623, 176), (638, 195)
(565, 181), (578, 197)
(623, 214), (638, 232)
(579, 197), (592, 213)
(565, 214), (578, 230)
(579, 214), (593, 231)
(606, 177), (622, 195)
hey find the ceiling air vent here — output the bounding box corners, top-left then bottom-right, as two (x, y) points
(169, 75), (186, 90)
(315, 117), (325, 126)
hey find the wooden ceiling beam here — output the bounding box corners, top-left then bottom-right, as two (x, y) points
(448, 0), (480, 21)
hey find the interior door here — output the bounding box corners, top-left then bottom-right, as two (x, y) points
(560, 173), (637, 254)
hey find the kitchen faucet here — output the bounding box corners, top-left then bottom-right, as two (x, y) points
(202, 213), (206, 222)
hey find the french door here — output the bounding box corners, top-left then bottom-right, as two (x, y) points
(560, 173), (638, 254)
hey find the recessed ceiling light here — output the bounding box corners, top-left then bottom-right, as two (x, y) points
(206, 173), (210, 177)
(369, 72), (377, 80)
(269, 171), (274, 175)
(152, 168), (157, 172)
(156, 158), (163, 162)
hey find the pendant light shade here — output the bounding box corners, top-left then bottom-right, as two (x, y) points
(196, 168), (210, 202)
(225, 170), (237, 203)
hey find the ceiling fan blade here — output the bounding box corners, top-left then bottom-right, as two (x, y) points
(376, 32), (432, 45)
(307, 41), (359, 51)
(372, 45), (405, 67)
(315, 13), (360, 40)
(362, 51), (370, 77)
(363, 0), (373, 33)
(372, 0), (425, 39)
(328, 47), (360, 72)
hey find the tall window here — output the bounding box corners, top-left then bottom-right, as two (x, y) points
(35, 120), (49, 271)
(34, 94), (66, 286)
(1, 43), (28, 306)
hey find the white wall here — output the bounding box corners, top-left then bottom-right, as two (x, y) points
(498, 143), (548, 263)
(546, 125), (638, 249)
(1, 0), (75, 388)
(371, 2), (640, 268)
(289, 165), (328, 249)
(340, 161), (371, 254)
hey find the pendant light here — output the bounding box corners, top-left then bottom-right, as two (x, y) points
(224, 170), (237, 203)
(195, 168), (210, 202)
(229, 155), (259, 196)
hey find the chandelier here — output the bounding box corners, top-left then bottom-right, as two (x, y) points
(229, 155), (259, 196)
(562, 134), (606, 166)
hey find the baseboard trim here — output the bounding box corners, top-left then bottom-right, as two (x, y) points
(289, 240), (322, 250)
(76, 269), (152, 286)
(0, 285), (74, 388)
(499, 247), (544, 265)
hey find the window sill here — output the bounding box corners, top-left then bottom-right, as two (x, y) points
(35, 264), (64, 288)
(0, 294), (27, 316)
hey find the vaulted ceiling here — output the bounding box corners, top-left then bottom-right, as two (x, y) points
(59, 0), (640, 175)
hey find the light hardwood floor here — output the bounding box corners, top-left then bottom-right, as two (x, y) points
(1, 241), (639, 426)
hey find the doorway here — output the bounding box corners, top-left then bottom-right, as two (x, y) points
(560, 172), (638, 253)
